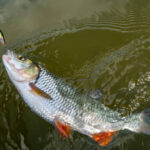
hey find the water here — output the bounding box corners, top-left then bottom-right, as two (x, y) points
(1, 0), (150, 149)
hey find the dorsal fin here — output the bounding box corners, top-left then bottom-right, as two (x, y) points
(29, 82), (52, 99)
(88, 89), (102, 100)
(64, 78), (102, 101)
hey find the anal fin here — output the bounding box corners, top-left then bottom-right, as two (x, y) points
(55, 121), (71, 138)
(92, 131), (115, 146)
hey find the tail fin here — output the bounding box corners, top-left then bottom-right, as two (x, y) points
(138, 107), (150, 135)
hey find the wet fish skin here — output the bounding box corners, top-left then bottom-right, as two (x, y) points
(16, 63), (140, 135)
(2, 50), (150, 146)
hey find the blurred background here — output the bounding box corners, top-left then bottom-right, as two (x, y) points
(1, 0), (150, 149)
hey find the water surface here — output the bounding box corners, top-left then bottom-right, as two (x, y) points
(1, 0), (150, 150)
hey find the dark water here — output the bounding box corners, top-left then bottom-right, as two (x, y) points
(1, 0), (150, 149)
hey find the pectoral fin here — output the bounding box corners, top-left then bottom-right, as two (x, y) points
(55, 121), (71, 138)
(92, 131), (115, 146)
(29, 83), (52, 99)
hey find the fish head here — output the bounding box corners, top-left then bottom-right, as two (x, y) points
(2, 50), (39, 82)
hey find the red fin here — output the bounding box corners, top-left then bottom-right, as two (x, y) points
(29, 83), (52, 99)
(92, 131), (115, 146)
(55, 121), (71, 138)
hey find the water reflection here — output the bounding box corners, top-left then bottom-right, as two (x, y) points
(0, 0), (131, 44)
(1, 0), (150, 150)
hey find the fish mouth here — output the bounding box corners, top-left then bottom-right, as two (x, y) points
(2, 50), (14, 65)
(3, 54), (11, 64)
(2, 51), (18, 73)
(2, 50), (25, 82)
(2, 50), (39, 82)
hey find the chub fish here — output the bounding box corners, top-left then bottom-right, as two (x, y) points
(1, 31), (150, 146)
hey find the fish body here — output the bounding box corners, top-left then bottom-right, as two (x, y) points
(2, 46), (150, 146)
(27, 65), (139, 134)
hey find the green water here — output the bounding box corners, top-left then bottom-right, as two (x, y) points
(1, 0), (150, 149)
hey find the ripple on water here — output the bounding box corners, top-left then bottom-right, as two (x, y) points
(2, 2), (150, 150)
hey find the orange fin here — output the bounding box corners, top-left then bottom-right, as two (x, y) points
(55, 121), (71, 138)
(29, 83), (52, 99)
(92, 131), (115, 146)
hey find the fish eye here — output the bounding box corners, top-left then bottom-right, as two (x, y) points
(18, 55), (25, 61)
